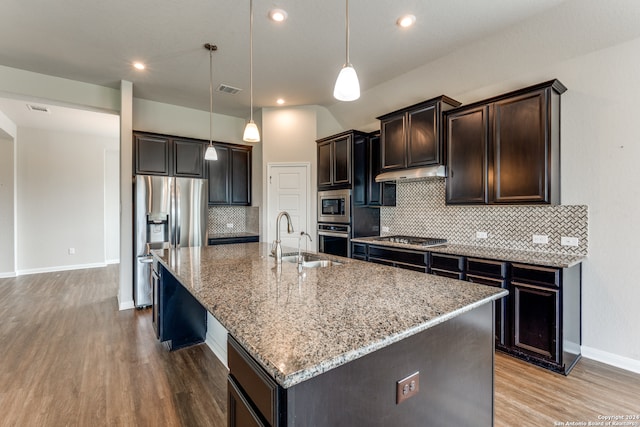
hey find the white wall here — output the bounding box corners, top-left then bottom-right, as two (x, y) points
(16, 127), (118, 273)
(105, 149), (120, 263)
(262, 106), (318, 244)
(0, 111), (17, 276)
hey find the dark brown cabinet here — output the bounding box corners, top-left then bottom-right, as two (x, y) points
(134, 132), (205, 178)
(445, 80), (566, 205)
(206, 143), (252, 206)
(317, 132), (359, 189)
(377, 96), (460, 172)
(367, 133), (396, 206)
(351, 241), (582, 374)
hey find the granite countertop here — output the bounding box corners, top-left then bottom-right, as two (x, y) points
(208, 231), (259, 239)
(351, 237), (586, 268)
(154, 242), (507, 388)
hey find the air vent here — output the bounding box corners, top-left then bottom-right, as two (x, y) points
(26, 104), (51, 113)
(216, 84), (242, 95)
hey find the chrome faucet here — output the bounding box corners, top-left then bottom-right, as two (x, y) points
(297, 231), (313, 271)
(273, 211), (294, 264)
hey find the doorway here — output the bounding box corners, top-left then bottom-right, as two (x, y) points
(266, 163), (312, 252)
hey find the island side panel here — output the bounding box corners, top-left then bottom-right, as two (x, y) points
(286, 302), (495, 427)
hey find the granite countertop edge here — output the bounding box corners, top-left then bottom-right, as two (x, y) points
(351, 237), (586, 268)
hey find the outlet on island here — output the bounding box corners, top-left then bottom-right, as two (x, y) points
(396, 371), (420, 404)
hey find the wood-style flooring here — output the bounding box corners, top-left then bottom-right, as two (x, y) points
(1, 265), (638, 426)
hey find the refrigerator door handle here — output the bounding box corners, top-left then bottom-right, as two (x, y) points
(169, 177), (176, 248)
(175, 180), (181, 247)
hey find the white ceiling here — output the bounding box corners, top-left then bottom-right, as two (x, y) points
(1, 0), (640, 131)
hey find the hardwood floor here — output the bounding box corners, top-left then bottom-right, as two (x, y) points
(1, 265), (638, 426)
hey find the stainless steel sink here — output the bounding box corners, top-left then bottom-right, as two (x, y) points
(281, 253), (342, 268)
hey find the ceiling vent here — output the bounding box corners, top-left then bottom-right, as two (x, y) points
(216, 84), (242, 95)
(26, 104), (51, 113)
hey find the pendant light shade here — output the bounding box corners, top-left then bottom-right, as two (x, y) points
(243, 120), (260, 142)
(243, 0), (261, 142)
(334, 0), (360, 101)
(333, 64), (360, 101)
(204, 43), (218, 161)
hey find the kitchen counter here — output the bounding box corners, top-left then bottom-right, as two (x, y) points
(351, 236), (586, 268)
(153, 242), (506, 389)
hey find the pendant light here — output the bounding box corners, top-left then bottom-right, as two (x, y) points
(204, 43), (218, 161)
(333, 0), (360, 101)
(243, 0), (261, 142)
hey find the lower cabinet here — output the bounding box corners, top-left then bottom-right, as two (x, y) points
(228, 335), (283, 427)
(351, 242), (582, 374)
(208, 235), (259, 245)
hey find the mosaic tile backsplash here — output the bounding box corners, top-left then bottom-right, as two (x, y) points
(208, 206), (260, 234)
(380, 179), (588, 256)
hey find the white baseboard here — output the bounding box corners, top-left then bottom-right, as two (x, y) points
(0, 271), (17, 278)
(582, 346), (640, 374)
(105, 258), (120, 265)
(118, 296), (135, 311)
(16, 262), (108, 276)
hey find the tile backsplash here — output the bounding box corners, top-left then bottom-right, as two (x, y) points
(208, 206), (260, 235)
(380, 179), (588, 256)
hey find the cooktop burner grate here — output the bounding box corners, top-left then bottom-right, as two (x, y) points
(376, 235), (447, 247)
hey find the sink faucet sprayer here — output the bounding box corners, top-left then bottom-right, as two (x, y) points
(273, 211), (294, 264)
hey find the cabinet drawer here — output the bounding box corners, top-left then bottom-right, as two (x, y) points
(228, 336), (280, 426)
(466, 258), (507, 278)
(511, 263), (560, 288)
(431, 268), (464, 280)
(368, 246), (428, 268)
(430, 253), (464, 272)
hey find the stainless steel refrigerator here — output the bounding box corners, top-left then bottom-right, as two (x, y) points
(134, 175), (208, 307)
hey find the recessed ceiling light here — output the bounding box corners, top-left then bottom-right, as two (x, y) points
(276, 98), (285, 105)
(397, 14), (416, 28)
(133, 62), (146, 71)
(269, 9), (288, 22)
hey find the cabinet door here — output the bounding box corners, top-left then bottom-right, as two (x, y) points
(228, 377), (267, 427)
(367, 134), (382, 206)
(207, 145), (230, 204)
(380, 114), (406, 170)
(352, 135), (367, 206)
(467, 274), (508, 347)
(317, 141), (333, 187)
(407, 105), (438, 167)
(445, 106), (489, 204)
(135, 134), (170, 175)
(511, 281), (559, 362)
(231, 148), (251, 205)
(493, 90), (548, 203)
(174, 139), (204, 177)
(332, 135), (351, 186)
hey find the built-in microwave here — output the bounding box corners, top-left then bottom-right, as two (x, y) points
(318, 189), (351, 224)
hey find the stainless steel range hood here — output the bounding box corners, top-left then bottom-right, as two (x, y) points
(375, 165), (446, 182)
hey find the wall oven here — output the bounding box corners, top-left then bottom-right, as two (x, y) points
(318, 189), (351, 224)
(317, 223), (351, 258)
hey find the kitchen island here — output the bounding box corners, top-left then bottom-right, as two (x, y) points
(153, 242), (507, 426)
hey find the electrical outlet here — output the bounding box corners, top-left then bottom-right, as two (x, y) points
(532, 234), (549, 244)
(381, 226), (390, 233)
(396, 372), (420, 404)
(68, 248), (76, 255)
(476, 231), (488, 239)
(226, 223), (234, 228)
(561, 236), (579, 247)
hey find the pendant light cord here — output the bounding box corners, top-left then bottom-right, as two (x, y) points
(249, 0), (254, 122)
(209, 45), (214, 144)
(345, 0), (350, 66)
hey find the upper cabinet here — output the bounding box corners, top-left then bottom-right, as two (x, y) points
(317, 132), (358, 189)
(134, 131), (205, 178)
(445, 80), (566, 205)
(317, 130), (395, 206)
(206, 143), (252, 206)
(377, 96), (461, 171)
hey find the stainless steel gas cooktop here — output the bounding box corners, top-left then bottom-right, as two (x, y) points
(374, 235), (447, 247)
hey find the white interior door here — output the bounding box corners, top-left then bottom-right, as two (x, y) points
(267, 163), (311, 252)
